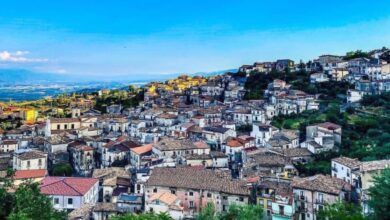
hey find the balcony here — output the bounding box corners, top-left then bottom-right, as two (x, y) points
(332, 167), (338, 172)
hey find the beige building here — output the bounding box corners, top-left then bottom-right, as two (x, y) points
(50, 118), (81, 131)
(13, 150), (47, 170)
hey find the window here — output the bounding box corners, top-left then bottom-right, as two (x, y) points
(267, 200), (272, 207)
(64, 124), (68, 129)
(189, 201), (194, 208)
(259, 199), (264, 205)
(189, 191), (194, 196)
(222, 196), (227, 200)
(68, 198), (73, 205)
(38, 159), (42, 166)
(239, 197), (244, 202)
(153, 188), (158, 193)
(207, 193), (212, 198)
(27, 161), (30, 168)
(71, 124), (75, 129)
(171, 190), (176, 195)
(57, 124), (60, 130)
(54, 198), (59, 204)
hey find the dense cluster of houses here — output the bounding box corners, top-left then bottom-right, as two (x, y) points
(0, 49), (389, 220)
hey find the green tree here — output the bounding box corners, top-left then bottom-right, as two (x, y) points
(219, 204), (263, 220)
(318, 202), (365, 220)
(197, 203), (218, 220)
(368, 168), (390, 220)
(52, 163), (72, 176)
(197, 203), (263, 220)
(9, 182), (67, 220)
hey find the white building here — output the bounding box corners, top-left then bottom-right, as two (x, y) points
(40, 177), (99, 211)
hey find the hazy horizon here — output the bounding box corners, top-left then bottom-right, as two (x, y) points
(1, 1), (390, 79)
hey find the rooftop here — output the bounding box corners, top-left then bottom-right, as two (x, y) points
(146, 167), (249, 196)
(292, 175), (351, 195)
(40, 177), (98, 196)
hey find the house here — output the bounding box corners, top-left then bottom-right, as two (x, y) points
(329, 68), (349, 81)
(357, 159), (390, 215)
(152, 137), (210, 160)
(155, 113), (178, 127)
(256, 179), (294, 220)
(232, 109), (252, 125)
(266, 129), (299, 149)
(100, 138), (141, 168)
(146, 192), (184, 220)
(310, 73), (329, 83)
(130, 144), (153, 169)
(275, 59), (295, 71)
(49, 118), (81, 131)
(183, 151), (228, 168)
(69, 144), (94, 176)
(13, 149), (47, 170)
(40, 177), (99, 211)
(347, 89), (366, 103)
(251, 123), (279, 147)
(13, 169), (47, 186)
(292, 175), (351, 220)
(331, 157), (361, 185)
(92, 203), (121, 220)
(92, 167), (131, 203)
(304, 122), (342, 153)
(202, 127), (237, 150)
(117, 193), (144, 213)
(145, 167), (250, 218)
(0, 140), (18, 153)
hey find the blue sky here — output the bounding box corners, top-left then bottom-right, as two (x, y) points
(0, 0), (390, 79)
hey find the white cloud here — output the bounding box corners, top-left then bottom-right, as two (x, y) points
(0, 50), (48, 62)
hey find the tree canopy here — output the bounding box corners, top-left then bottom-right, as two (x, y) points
(368, 168), (390, 220)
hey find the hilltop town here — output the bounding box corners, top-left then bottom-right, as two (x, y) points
(0, 47), (390, 220)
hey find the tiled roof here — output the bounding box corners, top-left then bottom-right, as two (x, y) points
(292, 175), (351, 195)
(154, 137), (207, 151)
(50, 118), (80, 123)
(203, 126), (230, 134)
(14, 169), (47, 179)
(332, 156), (361, 169)
(146, 167), (249, 196)
(18, 150), (47, 160)
(360, 159), (390, 172)
(40, 177), (98, 196)
(317, 122), (341, 130)
(131, 144), (153, 155)
(149, 192), (183, 210)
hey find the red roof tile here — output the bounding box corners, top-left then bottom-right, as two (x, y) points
(14, 169), (47, 179)
(40, 177), (98, 196)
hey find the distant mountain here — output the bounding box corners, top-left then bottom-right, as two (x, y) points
(0, 69), (69, 84)
(0, 68), (238, 85)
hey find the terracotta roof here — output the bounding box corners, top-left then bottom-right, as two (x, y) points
(154, 137), (208, 151)
(149, 192), (183, 211)
(40, 177), (98, 196)
(18, 150), (47, 160)
(14, 169), (47, 179)
(360, 160), (390, 172)
(332, 156), (361, 169)
(131, 144), (153, 155)
(317, 122), (341, 130)
(50, 118), (80, 123)
(226, 139), (244, 148)
(292, 175), (351, 195)
(146, 167), (249, 196)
